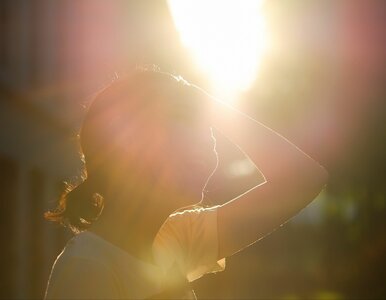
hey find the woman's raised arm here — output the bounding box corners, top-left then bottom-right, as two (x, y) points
(194, 86), (329, 259)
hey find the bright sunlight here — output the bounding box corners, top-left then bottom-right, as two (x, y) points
(168, 0), (268, 101)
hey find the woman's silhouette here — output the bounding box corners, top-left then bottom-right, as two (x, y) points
(44, 68), (328, 299)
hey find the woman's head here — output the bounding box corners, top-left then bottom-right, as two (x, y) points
(45, 68), (218, 233)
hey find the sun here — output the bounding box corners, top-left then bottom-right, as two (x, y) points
(168, 0), (268, 101)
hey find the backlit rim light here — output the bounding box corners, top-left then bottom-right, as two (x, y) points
(168, 0), (268, 100)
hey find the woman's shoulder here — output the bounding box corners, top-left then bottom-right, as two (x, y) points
(156, 204), (221, 241)
(170, 204), (220, 217)
(56, 232), (105, 261)
(51, 231), (127, 277)
(45, 232), (127, 299)
(45, 254), (122, 299)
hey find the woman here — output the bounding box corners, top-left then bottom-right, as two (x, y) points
(44, 68), (328, 299)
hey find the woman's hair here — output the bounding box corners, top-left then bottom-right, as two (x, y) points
(44, 67), (198, 233)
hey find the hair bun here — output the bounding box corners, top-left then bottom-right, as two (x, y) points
(44, 177), (104, 233)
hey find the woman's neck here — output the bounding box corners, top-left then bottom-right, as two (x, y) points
(88, 198), (172, 265)
(86, 179), (201, 264)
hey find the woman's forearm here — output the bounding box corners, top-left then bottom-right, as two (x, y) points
(191, 86), (329, 258)
(201, 89), (328, 193)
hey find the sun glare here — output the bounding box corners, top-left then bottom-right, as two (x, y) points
(168, 0), (268, 101)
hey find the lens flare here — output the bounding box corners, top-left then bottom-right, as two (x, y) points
(168, 0), (268, 100)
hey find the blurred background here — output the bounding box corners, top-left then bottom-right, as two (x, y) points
(0, 0), (385, 299)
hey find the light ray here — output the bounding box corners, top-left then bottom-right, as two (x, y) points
(168, 0), (269, 101)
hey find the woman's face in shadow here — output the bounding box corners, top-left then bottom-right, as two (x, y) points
(155, 124), (218, 205)
(90, 81), (217, 208)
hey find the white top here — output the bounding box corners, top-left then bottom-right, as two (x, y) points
(44, 205), (226, 299)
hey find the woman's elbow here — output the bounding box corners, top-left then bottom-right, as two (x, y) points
(272, 160), (329, 199)
(317, 165), (329, 188)
(306, 164), (329, 197)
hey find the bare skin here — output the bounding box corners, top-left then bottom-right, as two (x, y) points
(89, 84), (328, 266)
(192, 85), (329, 259)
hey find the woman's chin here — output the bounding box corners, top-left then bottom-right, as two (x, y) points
(169, 185), (204, 210)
